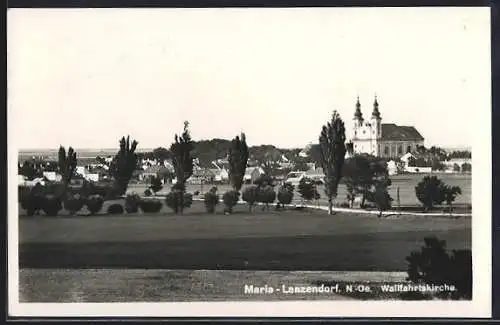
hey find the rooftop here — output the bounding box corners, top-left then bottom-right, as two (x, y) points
(381, 123), (424, 141)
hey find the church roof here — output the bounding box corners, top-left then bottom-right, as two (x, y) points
(381, 123), (424, 141)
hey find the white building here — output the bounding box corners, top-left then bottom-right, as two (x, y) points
(386, 160), (398, 176)
(42, 171), (62, 182)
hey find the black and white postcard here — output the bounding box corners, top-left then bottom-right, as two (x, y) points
(7, 7), (492, 318)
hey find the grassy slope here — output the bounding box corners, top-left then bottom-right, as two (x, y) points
(19, 202), (471, 271)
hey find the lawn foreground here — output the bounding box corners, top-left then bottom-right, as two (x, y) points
(19, 202), (471, 270)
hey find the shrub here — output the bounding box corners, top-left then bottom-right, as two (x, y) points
(298, 177), (320, 202)
(406, 236), (472, 300)
(150, 176), (163, 194)
(365, 185), (393, 218)
(415, 176), (446, 212)
(184, 193), (193, 208)
(277, 184), (294, 207)
(165, 190), (193, 213)
(258, 186), (276, 210)
(254, 174), (274, 187)
(339, 202), (350, 208)
(242, 185), (259, 212)
(63, 193), (85, 215)
(81, 182), (114, 199)
(139, 199), (163, 213)
(19, 186), (44, 216)
(86, 195), (104, 214)
(41, 195), (62, 216)
(204, 191), (219, 213)
(222, 190), (240, 214)
(461, 162), (471, 172)
(442, 185), (462, 212)
(107, 203), (124, 214)
(41, 183), (66, 197)
(144, 189), (152, 197)
(125, 193), (141, 213)
(18, 186), (31, 203)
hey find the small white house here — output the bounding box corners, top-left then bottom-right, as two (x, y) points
(244, 167), (265, 183)
(83, 173), (99, 182)
(75, 166), (86, 176)
(42, 171), (62, 182)
(214, 169), (229, 182)
(387, 160), (398, 176)
(400, 152), (415, 166)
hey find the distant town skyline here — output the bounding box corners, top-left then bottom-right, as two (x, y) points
(8, 8), (490, 150)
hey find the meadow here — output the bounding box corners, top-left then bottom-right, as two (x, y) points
(128, 173), (472, 207)
(19, 201), (471, 271)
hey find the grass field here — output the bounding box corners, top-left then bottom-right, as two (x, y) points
(128, 173), (472, 207)
(19, 201), (471, 271)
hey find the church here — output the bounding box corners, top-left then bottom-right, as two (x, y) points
(350, 96), (424, 159)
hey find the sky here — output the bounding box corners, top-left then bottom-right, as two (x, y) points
(8, 8), (490, 150)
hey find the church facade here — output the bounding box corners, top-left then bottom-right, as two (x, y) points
(350, 96), (424, 159)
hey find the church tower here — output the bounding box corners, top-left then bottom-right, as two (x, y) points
(352, 96), (363, 139)
(370, 95), (382, 140)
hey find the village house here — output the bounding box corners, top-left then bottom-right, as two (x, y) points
(140, 165), (172, 183)
(244, 166), (265, 184)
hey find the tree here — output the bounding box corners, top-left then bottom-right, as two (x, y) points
(407, 156), (417, 167)
(461, 162), (471, 172)
(431, 159), (445, 171)
(257, 185), (276, 211)
(453, 163), (461, 172)
(254, 174), (274, 187)
(203, 186), (219, 213)
(298, 177), (320, 203)
(19, 160), (42, 180)
(58, 146), (77, 194)
(342, 154), (391, 208)
(228, 133), (249, 192)
(318, 110), (347, 215)
(170, 121), (194, 214)
(442, 185), (462, 212)
(223, 190), (240, 214)
(152, 147), (171, 161)
(110, 136), (139, 197)
(365, 185), (393, 218)
(277, 183), (294, 208)
(242, 185), (259, 212)
(150, 176), (163, 194)
(448, 150), (471, 159)
(293, 160), (309, 172)
(406, 236), (472, 299)
(415, 176), (446, 212)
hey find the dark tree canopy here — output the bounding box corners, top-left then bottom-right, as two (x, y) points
(110, 136), (139, 196)
(58, 146), (78, 190)
(342, 154), (391, 207)
(169, 122), (195, 214)
(319, 110), (347, 214)
(170, 121), (195, 187)
(228, 133), (249, 192)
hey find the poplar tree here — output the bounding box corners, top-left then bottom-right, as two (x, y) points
(319, 111), (347, 215)
(110, 136), (139, 196)
(170, 121), (194, 213)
